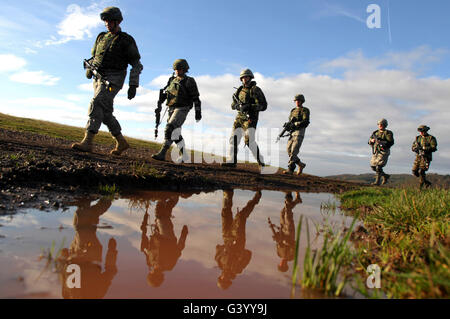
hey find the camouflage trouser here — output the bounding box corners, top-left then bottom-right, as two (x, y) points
(228, 117), (263, 163)
(86, 70), (126, 136)
(412, 155), (431, 173)
(287, 129), (305, 169)
(163, 106), (190, 147)
(370, 149), (390, 170)
(412, 155), (432, 186)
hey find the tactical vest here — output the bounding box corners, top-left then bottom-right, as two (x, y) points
(235, 84), (258, 107)
(235, 83), (261, 122)
(371, 129), (394, 148)
(92, 31), (138, 71)
(289, 107), (310, 127)
(166, 76), (195, 108)
(414, 135), (437, 160)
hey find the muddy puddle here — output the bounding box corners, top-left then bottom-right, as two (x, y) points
(0, 189), (358, 299)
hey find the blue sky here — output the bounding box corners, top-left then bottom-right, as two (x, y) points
(0, 0), (449, 176)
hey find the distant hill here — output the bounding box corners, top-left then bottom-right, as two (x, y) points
(325, 173), (450, 189)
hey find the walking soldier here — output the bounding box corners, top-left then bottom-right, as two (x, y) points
(72, 7), (143, 155)
(412, 125), (438, 188)
(282, 94), (310, 175)
(152, 59), (201, 162)
(368, 119), (394, 185)
(222, 69), (267, 168)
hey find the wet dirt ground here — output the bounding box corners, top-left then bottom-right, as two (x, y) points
(0, 128), (361, 214)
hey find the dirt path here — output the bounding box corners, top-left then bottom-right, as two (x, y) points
(0, 128), (361, 213)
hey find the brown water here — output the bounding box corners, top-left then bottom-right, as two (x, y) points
(0, 189), (357, 299)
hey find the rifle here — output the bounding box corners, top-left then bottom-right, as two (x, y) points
(275, 120), (294, 143)
(370, 133), (388, 154)
(154, 74), (175, 139)
(268, 217), (282, 243)
(83, 58), (112, 91)
(232, 87), (251, 115)
(155, 89), (168, 139)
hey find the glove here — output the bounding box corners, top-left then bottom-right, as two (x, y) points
(86, 69), (93, 79)
(195, 109), (202, 122)
(127, 85), (137, 100)
(240, 104), (250, 113)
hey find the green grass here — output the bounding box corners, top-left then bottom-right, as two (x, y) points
(0, 112), (236, 165)
(98, 183), (119, 196)
(339, 187), (450, 298)
(37, 237), (67, 280)
(339, 187), (393, 210)
(130, 162), (166, 179)
(0, 112), (161, 151)
(291, 215), (358, 297)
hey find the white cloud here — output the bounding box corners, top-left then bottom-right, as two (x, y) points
(9, 71), (60, 86)
(0, 53), (61, 86)
(315, 2), (366, 24)
(0, 54), (27, 72)
(44, 3), (103, 45)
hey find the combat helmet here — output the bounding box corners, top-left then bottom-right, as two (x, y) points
(239, 69), (254, 80)
(173, 59), (190, 72)
(417, 125), (430, 132)
(100, 7), (123, 22)
(377, 118), (388, 127)
(294, 94), (305, 103)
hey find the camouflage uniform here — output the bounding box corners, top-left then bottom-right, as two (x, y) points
(223, 69), (267, 167)
(269, 192), (302, 272)
(60, 197), (117, 299)
(152, 59), (201, 162)
(72, 7), (143, 155)
(215, 189), (261, 289)
(140, 194), (188, 287)
(412, 125), (438, 188)
(368, 119), (394, 185)
(285, 94), (310, 174)
(86, 30), (142, 135)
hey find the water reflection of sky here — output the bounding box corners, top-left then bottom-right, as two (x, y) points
(0, 189), (356, 299)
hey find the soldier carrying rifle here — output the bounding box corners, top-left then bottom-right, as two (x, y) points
(152, 59), (201, 163)
(72, 7), (143, 156)
(281, 94), (310, 175)
(411, 125), (438, 188)
(221, 69), (267, 168)
(368, 119), (394, 185)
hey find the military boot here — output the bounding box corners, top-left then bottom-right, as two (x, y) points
(296, 162), (306, 175)
(283, 163), (296, 174)
(110, 134), (130, 156)
(371, 174), (381, 186)
(381, 173), (390, 185)
(152, 144), (170, 161)
(419, 174), (431, 189)
(71, 131), (95, 152)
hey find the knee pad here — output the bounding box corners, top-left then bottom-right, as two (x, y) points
(370, 166), (377, 172)
(375, 166), (383, 173)
(412, 170), (419, 177)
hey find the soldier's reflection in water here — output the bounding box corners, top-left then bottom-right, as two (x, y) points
(59, 197), (118, 299)
(268, 192), (302, 272)
(215, 189), (262, 290)
(139, 192), (196, 287)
